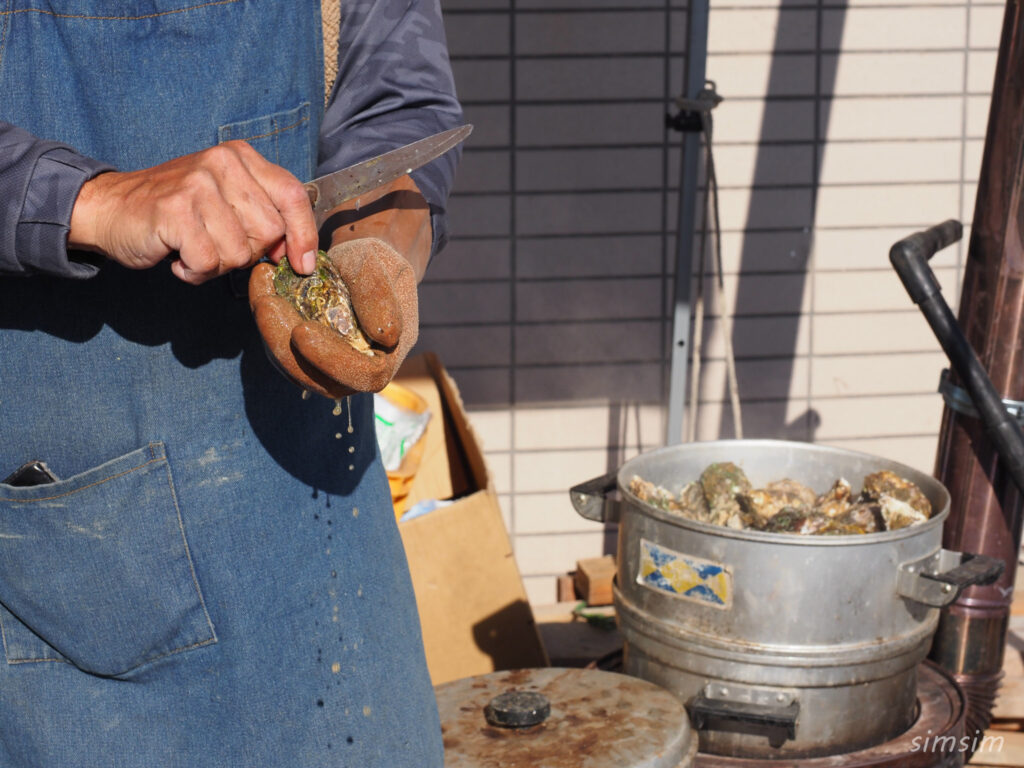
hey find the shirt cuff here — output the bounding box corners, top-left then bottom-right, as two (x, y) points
(16, 148), (114, 279)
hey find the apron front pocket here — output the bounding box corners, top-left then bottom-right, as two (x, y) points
(0, 442), (216, 677)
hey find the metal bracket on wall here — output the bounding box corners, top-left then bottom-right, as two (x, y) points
(665, 88), (724, 134)
(939, 368), (1024, 426)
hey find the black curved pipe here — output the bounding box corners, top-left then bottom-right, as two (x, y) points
(889, 220), (1024, 497)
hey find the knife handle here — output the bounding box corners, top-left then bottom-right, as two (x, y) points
(304, 183), (320, 208)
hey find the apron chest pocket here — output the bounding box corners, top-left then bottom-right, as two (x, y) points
(218, 102), (313, 182)
(0, 442), (216, 677)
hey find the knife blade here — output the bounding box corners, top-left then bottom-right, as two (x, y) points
(304, 124), (473, 228)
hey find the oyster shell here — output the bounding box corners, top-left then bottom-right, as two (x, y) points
(877, 496), (930, 530)
(627, 476), (711, 523)
(767, 478), (818, 507)
(764, 509), (832, 535)
(628, 463), (929, 536)
(841, 502), (884, 533)
(764, 507), (877, 536)
(700, 462), (753, 527)
(815, 478), (853, 518)
(274, 251), (374, 357)
(628, 475), (682, 514)
(739, 479), (816, 522)
(679, 481), (711, 521)
(861, 470), (931, 530)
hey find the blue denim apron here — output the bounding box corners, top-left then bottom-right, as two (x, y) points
(0, 2), (443, 766)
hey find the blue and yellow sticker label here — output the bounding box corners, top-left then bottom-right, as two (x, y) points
(637, 538), (733, 609)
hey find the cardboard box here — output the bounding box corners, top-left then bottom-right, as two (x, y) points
(394, 353), (548, 685)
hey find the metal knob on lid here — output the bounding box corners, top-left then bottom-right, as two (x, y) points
(484, 691), (551, 728)
(436, 667), (696, 768)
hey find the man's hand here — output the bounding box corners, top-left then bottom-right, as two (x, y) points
(248, 174), (429, 399)
(68, 141), (318, 284)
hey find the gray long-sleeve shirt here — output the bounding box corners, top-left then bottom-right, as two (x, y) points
(0, 0), (461, 279)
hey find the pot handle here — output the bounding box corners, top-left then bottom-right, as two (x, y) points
(569, 473), (621, 523)
(689, 688), (799, 742)
(897, 549), (1005, 608)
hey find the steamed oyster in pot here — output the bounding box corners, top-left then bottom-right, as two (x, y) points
(763, 509), (837, 535)
(762, 504), (883, 535)
(679, 480), (710, 520)
(630, 462), (759, 530)
(700, 463), (756, 529)
(631, 476), (710, 520)
(842, 501), (885, 533)
(738, 478), (817, 523)
(628, 462), (930, 536)
(629, 476), (685, 515)
(815, 478), (853, 518)
(861, 470), (931, 530)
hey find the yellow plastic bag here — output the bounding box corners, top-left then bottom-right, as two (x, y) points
(375, 382), (430, 518)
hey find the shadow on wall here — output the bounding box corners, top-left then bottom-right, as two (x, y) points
(471, 599), (548, 672)
(711, 7), (847, 444)
(415, 5), (844, 444)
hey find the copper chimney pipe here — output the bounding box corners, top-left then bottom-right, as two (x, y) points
(927, 0), (1024, 743)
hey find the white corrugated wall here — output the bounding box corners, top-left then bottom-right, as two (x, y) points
(415, 0), (1002, 604)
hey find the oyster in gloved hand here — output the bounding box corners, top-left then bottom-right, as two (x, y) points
(249, 236), (415, 401)
(273, 251), (374, 357)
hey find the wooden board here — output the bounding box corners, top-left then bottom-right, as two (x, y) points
(557, 572), (578, 603)
(573, 555), (616, 606)
(969, 727), (1024, 767)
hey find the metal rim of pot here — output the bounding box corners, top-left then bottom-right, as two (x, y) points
(575, 439), (949, 546)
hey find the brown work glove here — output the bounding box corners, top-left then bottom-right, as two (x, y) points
(249, 175), (430, 400)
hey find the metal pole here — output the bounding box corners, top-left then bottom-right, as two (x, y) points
(666, 0), (710, 445)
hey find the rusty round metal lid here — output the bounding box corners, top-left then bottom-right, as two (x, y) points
(437, 667), (696, 768)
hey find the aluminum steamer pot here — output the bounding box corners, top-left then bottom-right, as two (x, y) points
(570, 440), (1002, 760)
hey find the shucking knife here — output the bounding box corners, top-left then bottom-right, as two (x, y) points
(304, 124), (473, 229)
